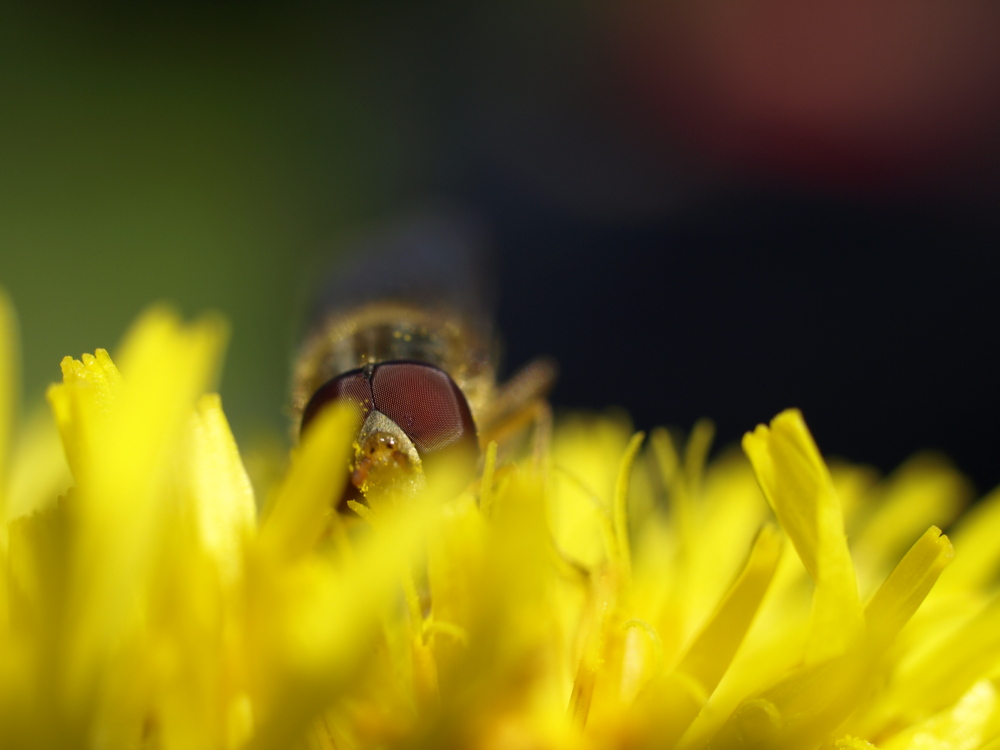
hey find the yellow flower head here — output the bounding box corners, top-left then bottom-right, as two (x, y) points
(2, 293), (1000, 750)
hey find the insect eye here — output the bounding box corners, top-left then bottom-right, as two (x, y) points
(300, 368), (373, 435)
(371, 362), (478, 454)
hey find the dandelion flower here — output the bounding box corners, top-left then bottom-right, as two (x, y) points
(2, 292), (1000, 750)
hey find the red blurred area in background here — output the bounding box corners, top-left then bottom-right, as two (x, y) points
(613, 0), (1000, 192)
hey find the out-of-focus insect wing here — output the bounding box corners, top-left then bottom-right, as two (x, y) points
(307, 211), (496, 334)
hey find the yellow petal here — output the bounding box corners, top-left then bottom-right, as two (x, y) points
(882, 679), (997, 750)
(246, 495), (438, 748)
(4, 501), (69, 743)
(864, 526), (953, 647)
(56, 309), (227, 706)
(938, 484), (1000, 593)
(427, 493), (488, 681)
(655, 525), (782, 748)
(0, 288), (18, 525)
(666, 448), (771, 651)
(256, 401), (357, 564)
(676, 524), (783, 697)
(650, 420), (719, 561)
(7, 500), (68, 642)
(834, 737), (881, 750)
(4, 410), (71, 524)
(743, 408), (863, 662)
(852, 455), (970, 595)
(612, 431), (645, 582)
(186, 393), (257, 586)
(882, 591), (1000, 720)
(549, 413), (634, 570)
(707, 645), (877, 750)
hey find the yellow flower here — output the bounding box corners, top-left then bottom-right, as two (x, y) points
(3, 291), (1000, 750)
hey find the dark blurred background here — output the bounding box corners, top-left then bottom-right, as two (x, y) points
(2, 1), (999, 492)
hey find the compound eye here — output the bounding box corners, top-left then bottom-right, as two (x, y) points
(371, 362), (478, 454)
(300, 369), (373, 436)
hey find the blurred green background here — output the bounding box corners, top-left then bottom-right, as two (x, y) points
(1, 3), (430, 437)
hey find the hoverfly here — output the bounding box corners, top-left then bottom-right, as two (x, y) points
(291, 212), (555, 507)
